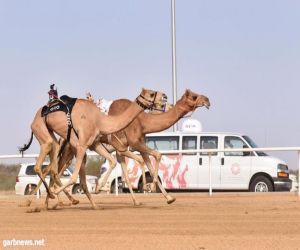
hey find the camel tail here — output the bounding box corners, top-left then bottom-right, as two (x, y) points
(19, 131), (34, 155)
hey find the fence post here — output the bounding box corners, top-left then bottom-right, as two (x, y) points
(115, 167), (118, 196)
(209, 153), (212, 197)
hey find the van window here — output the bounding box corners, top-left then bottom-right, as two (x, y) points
(200, 136), (218, 155)
(182, 136), (197, 155)
(146, 136), (179, 151)
(25, 165), (49, 176)
(224, 136), (251, 156)
(242, 135), (268, 156)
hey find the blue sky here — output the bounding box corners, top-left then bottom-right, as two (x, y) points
(0, 0), (299, 169)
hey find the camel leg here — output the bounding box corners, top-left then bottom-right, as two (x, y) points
(28, 159), (53, 198)
(118, 150), (147, 191)
(129, 141), (161, 193)
(33, 141), (55, 199)
(54, 144), (87, 195)
(78, 155), (97, 209)
(118, 154), (141, 206)
(141, 152), (176, 204)
(44, 139), (64, 210)
(151, 151), (162, 192)
(92, 143), (117, 193)
(56, 144), (80, 205)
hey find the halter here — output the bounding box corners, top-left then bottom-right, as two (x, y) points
(151, 103), (167, 112)
(135, 91), (158, 110)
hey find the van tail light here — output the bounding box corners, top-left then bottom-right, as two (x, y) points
(16, 176), (19, 182)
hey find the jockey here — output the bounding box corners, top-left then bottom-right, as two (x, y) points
(86, 92), (112, 114)
(48, 84), (58, 102)
(96, 98), (113, 114)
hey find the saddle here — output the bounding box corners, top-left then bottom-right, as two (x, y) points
(41, 95), (77, 117)
(41, 95), (79, 153)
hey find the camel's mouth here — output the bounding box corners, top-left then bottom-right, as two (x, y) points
(162, 94), (168, 103)
(204, 102), (210, 109)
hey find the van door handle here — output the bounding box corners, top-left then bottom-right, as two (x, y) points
(221, 157), (224, 165)
(199, 158), (202, 165)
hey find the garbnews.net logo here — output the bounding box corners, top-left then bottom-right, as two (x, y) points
(2, 239), (45, 247)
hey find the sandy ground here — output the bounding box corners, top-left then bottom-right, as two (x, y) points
(0, 192), (300, 250)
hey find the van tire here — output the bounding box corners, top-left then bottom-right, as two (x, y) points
(24, 184), (37, 195)
(72, 185), (84, 194)
(138, 175), (161, 193)
(250, 176), (273, 192)
(111, 178), (124, 194)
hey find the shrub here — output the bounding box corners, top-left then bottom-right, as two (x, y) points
(0, 164), (21, 190)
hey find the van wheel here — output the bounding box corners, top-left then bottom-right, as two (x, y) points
(72, 185), (84, 194)
(138, 175), (160, 193)
(24, 184), (37, 195)
(250, 176), (273, 192)
(111, 178), (124, 194)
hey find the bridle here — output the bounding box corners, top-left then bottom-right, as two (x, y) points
(135, 91), (160, 110)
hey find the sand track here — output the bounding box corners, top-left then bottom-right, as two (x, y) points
(0, 192), (300, 250)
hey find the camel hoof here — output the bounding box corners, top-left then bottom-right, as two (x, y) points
(26, 207), (41, 213)
(133, 201), (142, 206)
(166, 196), (176, 204)
(19, 199), (32, 207)
(58, 201), (71, 207)
(72, 199), (80, 205)
(95, 189), (101, 194)
(50, 203), (59, 210)
(48, 193), (56, 199)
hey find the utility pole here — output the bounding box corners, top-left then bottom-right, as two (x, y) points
(171, 0), (178, 131)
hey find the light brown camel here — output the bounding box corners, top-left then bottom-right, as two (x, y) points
(19, 88), (166, 209)
(27, 96), (171, 209)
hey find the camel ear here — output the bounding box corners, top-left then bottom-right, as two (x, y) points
(185, 89), (191, 96)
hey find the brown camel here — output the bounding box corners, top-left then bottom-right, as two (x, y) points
(19, 88), (167, 209)
(97, 89), (210, 204)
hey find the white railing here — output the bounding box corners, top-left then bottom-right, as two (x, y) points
(0, 147), (300, 196)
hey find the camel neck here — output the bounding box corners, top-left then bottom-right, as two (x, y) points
(141, 99), (189, 134)
(98, 102), (143, 134)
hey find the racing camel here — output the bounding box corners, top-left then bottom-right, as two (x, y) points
(19, 88), (167, 209)
(26, 94), (170, 209)
(99, 89), (210, 204)
(49, 89), (210, 207)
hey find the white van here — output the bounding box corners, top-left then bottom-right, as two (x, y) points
(15, 163), (97, 195)
(99, 122), (292, 193)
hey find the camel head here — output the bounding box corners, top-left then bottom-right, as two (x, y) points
(136, 88), (168, 110)
(182, 89), (210, 110)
